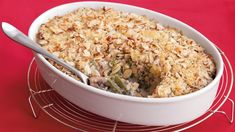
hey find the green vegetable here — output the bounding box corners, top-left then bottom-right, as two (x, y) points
(107, 78), (123, 93)
(114, 75), (127, 90)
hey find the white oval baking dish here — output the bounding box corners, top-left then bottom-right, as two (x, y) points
(28, 1), (223, 126)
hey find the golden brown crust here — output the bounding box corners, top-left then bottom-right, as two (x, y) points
(37, 7), (216, 98)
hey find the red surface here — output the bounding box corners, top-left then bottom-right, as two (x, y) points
(0, 0), (235, 131)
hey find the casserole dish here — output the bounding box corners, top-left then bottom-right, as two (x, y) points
(28, 1), (223, 125)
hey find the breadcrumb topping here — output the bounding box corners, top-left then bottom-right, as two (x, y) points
(37, 7), (216, 98)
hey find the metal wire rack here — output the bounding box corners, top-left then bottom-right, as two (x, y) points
(27, 47), (234, 132)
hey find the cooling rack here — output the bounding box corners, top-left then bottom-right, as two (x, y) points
(27, 47), (234, 132)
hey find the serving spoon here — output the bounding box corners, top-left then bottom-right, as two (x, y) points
(1, 22), (89, 84)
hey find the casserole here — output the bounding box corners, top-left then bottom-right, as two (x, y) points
(28, 1), (223, 125)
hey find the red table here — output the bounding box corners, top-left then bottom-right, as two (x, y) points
(1, 0), (234, 131)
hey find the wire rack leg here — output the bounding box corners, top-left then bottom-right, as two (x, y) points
(210, 98), (234, 123)
(29, 95), (40, 119)
(29, 95), (54, 119)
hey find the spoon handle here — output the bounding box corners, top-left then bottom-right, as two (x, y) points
(2, 22), (88, 84)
